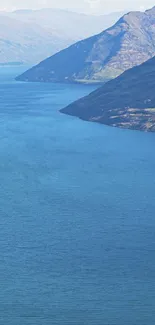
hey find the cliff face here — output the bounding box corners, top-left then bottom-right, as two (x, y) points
(60, 56), (155, 132)
(17, 7), (155, 83)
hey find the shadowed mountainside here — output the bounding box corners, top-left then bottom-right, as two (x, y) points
(60, 56), (155, 132)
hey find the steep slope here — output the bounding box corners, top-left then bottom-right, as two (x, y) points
(60, 56), (155, 132)
(0, 15), (68, 64)
(16, 7), (155, 83)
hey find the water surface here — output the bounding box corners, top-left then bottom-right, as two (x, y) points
(0, 67), (155, 325)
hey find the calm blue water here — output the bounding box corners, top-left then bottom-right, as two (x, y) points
(0, 67), (155, 325)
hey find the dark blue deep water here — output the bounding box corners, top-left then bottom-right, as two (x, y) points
(0, 67), (155, 325)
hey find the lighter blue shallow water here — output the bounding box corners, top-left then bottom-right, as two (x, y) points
(0, 67), (155, 325)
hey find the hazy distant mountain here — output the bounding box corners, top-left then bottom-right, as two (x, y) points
(60, 56), (155, 132)
(17, 7), (155, 83)
(11, 9), (125, 42)
(0, 9), (124, 65)
(0, 15), (69, 65)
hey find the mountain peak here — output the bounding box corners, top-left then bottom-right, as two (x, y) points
(16, 7), (155, 84)
(117, 9), (144, 26)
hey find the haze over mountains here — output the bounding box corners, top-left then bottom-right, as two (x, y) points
(0, 15), (67, 65)
(17, 6), (155, 83)
(11, 9), (125, 43)
(60, 56), (155, 132)
(0, 9), (124, 65)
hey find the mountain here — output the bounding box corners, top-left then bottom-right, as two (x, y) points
(16, 7), (155, 83)
(0, 15), (68, 65)
(0, 9), (124, 65)
(60, 56), (155, 132)
(11, 9), (125, 42)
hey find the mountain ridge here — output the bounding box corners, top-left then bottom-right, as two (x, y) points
(16, 6), (155, 83)
(11, 9), (124, 42)
(0, 9), (124, 65)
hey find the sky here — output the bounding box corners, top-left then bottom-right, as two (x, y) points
(0, 0), (155, 14)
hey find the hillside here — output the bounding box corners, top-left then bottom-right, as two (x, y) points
(60, 56), (155, 132)
(0, 9), (123, 65)
(16, 7), (155, 83)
